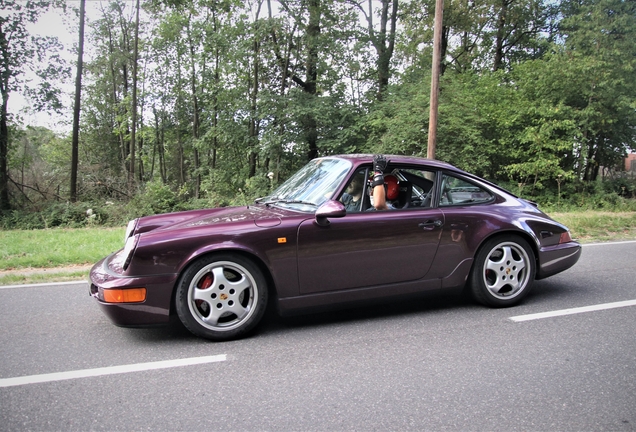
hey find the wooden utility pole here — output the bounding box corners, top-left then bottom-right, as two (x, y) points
(427, 0), (444, 160)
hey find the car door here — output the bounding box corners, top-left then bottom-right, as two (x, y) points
(430, 171), (499, 278)
(296, 208), (444, 294)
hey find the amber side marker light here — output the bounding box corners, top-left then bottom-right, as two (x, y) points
(103, 288), (147, 303)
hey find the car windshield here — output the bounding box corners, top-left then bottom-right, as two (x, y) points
(259, 158), (352, 210)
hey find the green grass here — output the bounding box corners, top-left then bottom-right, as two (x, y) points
(0, 227), (125, 270)
(549, 211), (636, 243)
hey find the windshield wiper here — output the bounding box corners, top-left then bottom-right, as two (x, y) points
(260, 198), (317, 207)
(279, 199), (317, 206)
(254, 196), (274, 204)
(256, 196), (280, 205)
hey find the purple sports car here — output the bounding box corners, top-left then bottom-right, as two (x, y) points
(89, 155), (581, 341)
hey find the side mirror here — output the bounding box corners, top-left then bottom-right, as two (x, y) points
(314, 200), (346, 227)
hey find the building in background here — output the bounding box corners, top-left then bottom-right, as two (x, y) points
(625, 153), (636, 173)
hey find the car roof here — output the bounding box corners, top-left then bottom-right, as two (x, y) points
(324, 154), (462, 172)
(325, 154), (518, 197)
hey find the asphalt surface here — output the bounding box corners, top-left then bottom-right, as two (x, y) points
(1, 241), (635, 431)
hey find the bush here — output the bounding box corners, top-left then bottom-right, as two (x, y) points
(0, 200), (130, 230)
(201, 170), (275, 208)
(124, 180), (190, 218)
(488, 178), (636, 213)
(602, 177), (636, 198)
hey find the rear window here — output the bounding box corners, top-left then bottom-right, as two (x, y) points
(439, 173), (493, 206)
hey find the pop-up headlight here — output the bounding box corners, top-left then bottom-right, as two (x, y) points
(121, 233), (139, 271)
(124, 218), (138, 243)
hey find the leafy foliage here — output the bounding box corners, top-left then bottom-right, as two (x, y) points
(1, 0), (635, 227)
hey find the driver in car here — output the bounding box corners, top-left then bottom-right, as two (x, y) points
(341, 174), (365, 212)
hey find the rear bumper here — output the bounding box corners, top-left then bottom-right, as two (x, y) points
(89, 254), (179, 326)
(536, 241), (582, 279)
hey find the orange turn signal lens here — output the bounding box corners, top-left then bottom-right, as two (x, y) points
(103, 288), (147, 303)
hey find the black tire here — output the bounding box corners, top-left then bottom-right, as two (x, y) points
(470, 235), (535, 307)
(175, 253), (268, 341)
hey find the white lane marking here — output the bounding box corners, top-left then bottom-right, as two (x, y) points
(582, 240), (636, 247)
(0, 280), (87, 289)
(510, 299), (636, 322)
(0, 355), (227, 388)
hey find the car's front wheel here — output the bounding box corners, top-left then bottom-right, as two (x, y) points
(470, 235), (535, 307)
(175, 254), (268, 341)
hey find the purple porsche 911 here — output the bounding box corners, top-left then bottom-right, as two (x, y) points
(89, 154), (581, 341)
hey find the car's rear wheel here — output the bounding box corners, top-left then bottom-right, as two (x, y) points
(175, 254), (268, 341)
(470, 235), (535, 307)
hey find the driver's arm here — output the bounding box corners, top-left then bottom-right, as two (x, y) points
(371, 155), (389, 211)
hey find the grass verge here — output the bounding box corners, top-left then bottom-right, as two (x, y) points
(0, 227), (123, 286)
(550, 211), (636, 243)
(0, 227), (124, 269)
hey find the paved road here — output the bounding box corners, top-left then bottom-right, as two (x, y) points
(1, 242), (635, 431)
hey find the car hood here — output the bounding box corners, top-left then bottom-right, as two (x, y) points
(133, 204), (299, 235)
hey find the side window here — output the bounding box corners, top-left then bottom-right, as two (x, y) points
(339, 169), (368, 212)
(439, 173), (493, 207)
(396, 168), (436, 209)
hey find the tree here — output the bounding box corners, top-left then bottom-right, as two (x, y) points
(348, 0), (399, 100)
(490, 0), (555, 71)
(129, 0), (141, 191)
(559, 0), (636, 180)
(70, 0), (86, 202)
(398, 0), (556, 74)
(81, 0), (139, 194)
(0, 0), (66, 211)
(276, 0), (323, 161)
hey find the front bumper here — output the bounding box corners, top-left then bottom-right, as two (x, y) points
(89, 253), (180, 327)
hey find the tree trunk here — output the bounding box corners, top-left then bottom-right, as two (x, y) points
(129, 0), (140, 193)
(249, 36), (259, 178)
(70, 0), (86, 203)
(151, 106), (158, 179)
(0, 94), (9, 211)
(104, 23), (126, 166)
(212, 55), (218, 170)
(305, 0), (320, 160)
(187, 16), (201, 196)
(211, 10), (220, 171)
(375, 0), (398, 100)
(493, 0), (510, 72)
(1, 14), (11, 210)
(248, 2), (264, 178)
(114, 4), (131, 175)
(441, 25), (449, 75)
(158, 110), (166, 183)
(0, 21), (9, 209)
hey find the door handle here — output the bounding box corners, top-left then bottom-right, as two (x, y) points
(418, 219), (443, 229)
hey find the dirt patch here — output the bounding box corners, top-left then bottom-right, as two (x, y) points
(0, 264), (93, 276)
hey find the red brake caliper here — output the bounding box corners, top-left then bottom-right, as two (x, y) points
(198, 273), (214, 289)
(195, 273), (214, 313)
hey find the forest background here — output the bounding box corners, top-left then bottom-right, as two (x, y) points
(1, 0), (636, 231)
